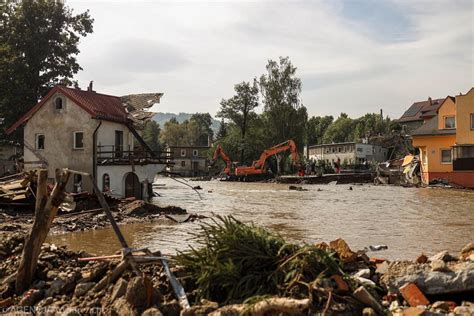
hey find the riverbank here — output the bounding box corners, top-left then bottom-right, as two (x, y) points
(0, 199), (193, 234)
(0, 219), (473, 315)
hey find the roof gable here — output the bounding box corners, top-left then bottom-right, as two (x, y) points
(412, 115), (456, 137)
(6, 86), (129, 135)
(397, 98), (444, 123)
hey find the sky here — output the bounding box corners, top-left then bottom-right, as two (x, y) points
(69, 0), (473, 119)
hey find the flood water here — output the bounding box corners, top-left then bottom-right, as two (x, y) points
(49, 178), (474, 260)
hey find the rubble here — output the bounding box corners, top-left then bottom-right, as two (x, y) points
(0, 221), (472, 315)
(0, 199), (192, 234)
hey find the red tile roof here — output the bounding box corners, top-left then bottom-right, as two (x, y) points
(6, 86), (129, 135)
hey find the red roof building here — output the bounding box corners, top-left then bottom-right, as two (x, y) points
(6, 85), (129, 135)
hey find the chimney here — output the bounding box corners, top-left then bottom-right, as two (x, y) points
(428, 97), (432, 105)
(87, 81), (95, 92)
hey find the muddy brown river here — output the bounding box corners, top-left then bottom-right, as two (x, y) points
(49, 178), (474, 260)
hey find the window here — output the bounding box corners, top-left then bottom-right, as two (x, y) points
(73, 132), (84, 149)
(181, 161), (186, 167)
(73, 174), (82, 193)
(193, 149), (198, 157)
(357, 147), (363, 153)
(115, 130), (124, 158)
(181, 149), (186, 157)
(471, 114), (474, 130)
(441, 149), (452, 164)
(36, 134), (45, 150)
(444, 116), (455, 129)
(55, 97), (63, 110)
(102, 174), (110, 192)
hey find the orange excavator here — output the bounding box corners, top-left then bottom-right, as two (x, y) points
(235, 140), (299, 177)
(209, 144), (234, 176)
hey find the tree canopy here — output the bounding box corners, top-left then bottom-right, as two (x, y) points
(0, 0), (93, 139)
(217, 80), (259, 162)
(260, 57), (307, 149)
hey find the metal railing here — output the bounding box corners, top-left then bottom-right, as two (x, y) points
(96, 145), (172, 165)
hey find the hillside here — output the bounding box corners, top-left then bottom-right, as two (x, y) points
(153, 112), (220, 132)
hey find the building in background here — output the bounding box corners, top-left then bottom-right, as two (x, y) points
(412, 88), (474, 188)
(397, 97), (445, 134)
(166, 145), (210, 177)
(0, 140), (21, 176)
(307, 142), (388, 165)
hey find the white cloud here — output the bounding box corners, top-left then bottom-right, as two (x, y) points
(70, 0), (473, 118)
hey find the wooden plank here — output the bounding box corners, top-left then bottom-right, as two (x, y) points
(15, 169), (70, 294)
(12, 194), (27, 201)
(1, 182), (24, 191)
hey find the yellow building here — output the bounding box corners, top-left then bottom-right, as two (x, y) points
(412, 88), (474, 187)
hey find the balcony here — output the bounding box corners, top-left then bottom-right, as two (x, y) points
(96, 145), (171, 166)
(453, 145), (474, 171)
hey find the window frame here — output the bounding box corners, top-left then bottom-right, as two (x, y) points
(36, 134), (45, 150)
(180, 149), (186, 157)
(181, 160), (186, 167)
(73, 131), (84, 150)
(102, 173), (110, 192)
(55, 97), (63, 110)
(471, 114), (474, 130)
(193, 149), (198, 157)
(440, 148), (452, 164)
(444, 116), (456, 129)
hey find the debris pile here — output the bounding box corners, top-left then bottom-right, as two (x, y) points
(0, 172), (36, 208)
(0, 199), (190, 234)
(0, 232), (179, 315)
(1, 219), (473, 315)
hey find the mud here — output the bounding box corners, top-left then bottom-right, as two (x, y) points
(0, 199), (190, 235)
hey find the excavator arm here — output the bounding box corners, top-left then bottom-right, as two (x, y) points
(209, 144), (233, 175)
(235, 140), (299, 176)
(253, 140), (299, 169)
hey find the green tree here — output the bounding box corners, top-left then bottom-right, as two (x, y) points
(190, 113), (214, 146)
(322, 113), (353, 143)
(142, 121), (161, 151)
(160, 118), (201, 146)
(213, 116), (267, 166)
(217, 80), (259, 162)
(0, 0), (93, 139)
(216, 119), (228, 140)
(307, 115), (334, 145)
(259, 57), (307, 172)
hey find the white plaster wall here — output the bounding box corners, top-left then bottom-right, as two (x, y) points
(97, 164), (165, 197)
(96, 121), (134, 156)
(23, 92), (96, 191)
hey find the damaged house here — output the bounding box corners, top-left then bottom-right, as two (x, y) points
(411, 87), (474, 188)
(5, 83), (168, 198)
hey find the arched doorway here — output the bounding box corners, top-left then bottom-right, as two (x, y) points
(124, 172), (141, 198)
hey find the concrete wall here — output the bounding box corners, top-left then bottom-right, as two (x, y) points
(23, 92), (96, 191)
(169, 158), (208, 177)
(0, 145), (18, 160)
(412, 135), (456, 173)
(97, 164), (165, 198)
(455, 88), (474, 145)
(421, 171), (474, 188)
